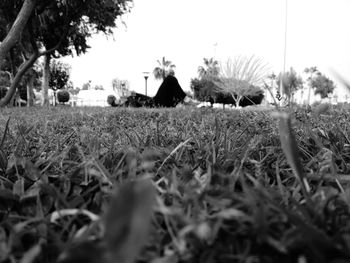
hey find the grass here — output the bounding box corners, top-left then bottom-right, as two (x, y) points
(1, 105), (350, 263)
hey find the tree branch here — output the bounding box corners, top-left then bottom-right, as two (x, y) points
(0, 0), (37, 69)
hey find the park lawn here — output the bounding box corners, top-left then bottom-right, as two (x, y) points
(1, 105), (350, 263)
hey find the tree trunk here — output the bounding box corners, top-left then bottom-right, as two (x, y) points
(236, 96), (242, 108)
(9, 92), (16, 107)
(41, 54), (51, 106)
(0, 0), (37, 69)
(27, 71), (35, 107)
(307, 86), (312, 105)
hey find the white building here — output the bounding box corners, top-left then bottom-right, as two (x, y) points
(73, 89), (119, 107)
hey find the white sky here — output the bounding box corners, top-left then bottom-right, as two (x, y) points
(62, 0), (350, 97)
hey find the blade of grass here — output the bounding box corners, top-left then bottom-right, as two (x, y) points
(156, 138), (192, 176)
(0, 117), (10, 149)
(273, 112), (313, 207)
(104, 179), (156, 263)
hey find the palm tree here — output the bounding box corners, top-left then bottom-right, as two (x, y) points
(198, 57), (219, 79)
(153, 57), (176, 80)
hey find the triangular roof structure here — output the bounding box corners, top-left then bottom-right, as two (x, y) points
(153, 75), (186, 107)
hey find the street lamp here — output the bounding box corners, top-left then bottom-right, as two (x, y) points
(143, 72), (150, 96)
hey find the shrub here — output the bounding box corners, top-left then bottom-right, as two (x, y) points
(190, 77), (264, 106)
(57, 90), (70, 103)
(107, 95), (117, 106)
(190, 77), (220, 102)
(124, 92), (154, 107)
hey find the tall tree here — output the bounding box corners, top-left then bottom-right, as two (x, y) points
(0, 0), (133, 107)
(198, 57), (219, 79)
(153, 57), (175, 80)
(216, 55), (269, 106)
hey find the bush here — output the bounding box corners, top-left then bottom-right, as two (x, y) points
(57, 90), (70, 103)
(124, 92), (154, 107)
(190, 77), (220, 102)
(107, 95), (117, 107)
(190, 77), (264, 107)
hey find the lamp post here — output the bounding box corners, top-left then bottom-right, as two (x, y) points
(143, 72), (150, 96)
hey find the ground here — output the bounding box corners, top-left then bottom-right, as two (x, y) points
(0, 105), (350, 263)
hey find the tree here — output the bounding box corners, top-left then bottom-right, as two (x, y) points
(0, 43), (41, 107)
(112, 78), (130, 97)
(93, 85), (104, 90)
(82, 81), (92, 91)
(23, 64), (41, 106)
(198, 57), (219, 79)
(153, 57), (175, 80)
(69, 87), (80, 96)
(313, 74), (336, 99)
(49, 60), (71, 91)
(305, 67), (336, 101)
(276, 67), (303, 104)
(190, 77), (220, 102)
(304, 67), (318, 104)
(49, 59), (71, 105)
(0, 0), (133, 107)
(0, 0), (37, 69)
(216, 55), (269, 106)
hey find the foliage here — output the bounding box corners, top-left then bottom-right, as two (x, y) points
(276, 67), (304, 102)
(1, 106), (350, 262)
(217, 55), (269, 105)
(190, 76), (220, 102)
(124, 92), (154, 107)
(308, 72), (336, 99)
(153, 56), (175, 80)
(107, 94), (117, 106)
(81, 83), (104, 91)
(93, 84), (104, 90)
(57, 89), (70, 103)
(0, 71), (11, 87)
(304, 67), (336, 102)
(112, 78), (130, 97)
(198, 57), (220, 79)
(69, 87), (80, 96)
(82, 81), (91, 90)
(190, 76), (264, 106)
(49, 60), (71, 91)
(0, 0), (133, 106)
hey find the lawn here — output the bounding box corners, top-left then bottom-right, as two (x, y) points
(1, 105), (350, 263)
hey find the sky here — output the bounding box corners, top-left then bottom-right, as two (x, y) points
(62, 0), (350, 97)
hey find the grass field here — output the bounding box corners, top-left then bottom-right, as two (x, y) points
(1, 105), (350, 263)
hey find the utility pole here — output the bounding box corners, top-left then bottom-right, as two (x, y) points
(279, 0), (288, 104)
